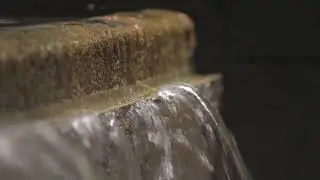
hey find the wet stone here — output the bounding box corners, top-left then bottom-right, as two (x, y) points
(0, 9), (251, 180)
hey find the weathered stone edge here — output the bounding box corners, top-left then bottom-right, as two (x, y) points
(0, 9), (196, 112)
(0, 72), (222, 122)
(0, 74), (222, 126)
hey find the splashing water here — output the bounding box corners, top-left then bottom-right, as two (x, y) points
(0, 83), (252, 180)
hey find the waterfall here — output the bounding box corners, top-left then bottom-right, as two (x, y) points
(0, 83), (252, 180)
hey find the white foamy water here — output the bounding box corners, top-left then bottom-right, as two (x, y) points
(0, 83), (252, 180)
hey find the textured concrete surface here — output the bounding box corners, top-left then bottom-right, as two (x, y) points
(0, 9), (196, 112)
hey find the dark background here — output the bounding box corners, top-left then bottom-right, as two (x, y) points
(1, 0), (319, 179)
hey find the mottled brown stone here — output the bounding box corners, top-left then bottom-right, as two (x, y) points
(0, 9), (196, 112)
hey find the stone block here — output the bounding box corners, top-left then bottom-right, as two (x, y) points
(0, 9), (195, 112)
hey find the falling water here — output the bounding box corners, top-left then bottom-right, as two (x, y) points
(0, 83), (252, 180)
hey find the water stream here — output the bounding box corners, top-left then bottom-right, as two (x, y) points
(0, 83), (252, 180)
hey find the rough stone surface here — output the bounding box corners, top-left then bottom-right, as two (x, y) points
(0, 9), (196, 112)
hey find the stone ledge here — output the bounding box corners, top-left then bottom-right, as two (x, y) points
(0, 9), (196, 112)
(0, 72), (222, 122)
